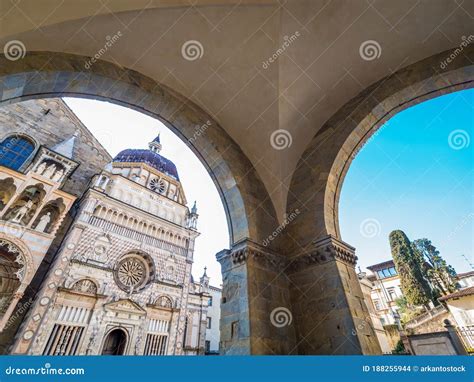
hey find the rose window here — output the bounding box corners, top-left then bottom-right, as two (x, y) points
(149, 178), (166, 194)
(115, 255), (148, 292)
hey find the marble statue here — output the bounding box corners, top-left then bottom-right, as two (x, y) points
(35, 162), (47, 175)
(10, 200), (33, 224)
(43, 163), (57, 179)
(52, 168), (64, 182)
(35, 212), (51, 233)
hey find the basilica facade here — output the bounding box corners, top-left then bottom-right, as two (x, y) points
(0, 99), (213, 356)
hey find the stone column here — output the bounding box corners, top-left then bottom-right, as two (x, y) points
(216, 239), (295, 355)
(286, 235), (381, 355)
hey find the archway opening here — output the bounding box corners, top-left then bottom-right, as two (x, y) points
(339, 89), (473, 274)
(101, 328), (127, 356)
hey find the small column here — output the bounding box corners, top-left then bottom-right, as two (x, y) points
(217, 239), (295, 355)
(286, 235), (381, 355)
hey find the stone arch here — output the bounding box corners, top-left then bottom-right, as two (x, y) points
(0, 51), (278, 246)
(101, 327), (129, 356)
(0, 235), (35, 331)
(286, 46), (474, 252)
(70, 278), (98, 295)
(154, 295), (173, 309)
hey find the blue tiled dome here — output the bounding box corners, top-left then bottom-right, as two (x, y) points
(113, 149), (180, 180)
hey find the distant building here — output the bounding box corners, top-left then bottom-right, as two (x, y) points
(203, 281), (221, 354)
(366, 260), (403, 327)
(358, 273), (391, 353)
(456, 271), (474, 289)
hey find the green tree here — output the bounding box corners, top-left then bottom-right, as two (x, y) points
(389, 230), (433, 307)
(412, 238), (457, 295)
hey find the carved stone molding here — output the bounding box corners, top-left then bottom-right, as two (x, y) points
(287, 235), (357, 274)
(217, 239), (286, 272)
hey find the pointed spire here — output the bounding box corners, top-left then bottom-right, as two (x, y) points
(149, 133), (162, 153)
(51, 132), (78, 159)
(191, 201), (197, 214)
(203, 266), (208, 277)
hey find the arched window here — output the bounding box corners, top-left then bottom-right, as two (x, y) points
(0, 135), (35, 171)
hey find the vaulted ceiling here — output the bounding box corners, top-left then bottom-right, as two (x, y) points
(0, 0), (472, 219)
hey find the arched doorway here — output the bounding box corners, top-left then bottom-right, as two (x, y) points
(101, 328), (127, 355)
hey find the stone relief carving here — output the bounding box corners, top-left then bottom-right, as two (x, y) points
(87, 234), (111, 263)
(71, 279), (98, 295)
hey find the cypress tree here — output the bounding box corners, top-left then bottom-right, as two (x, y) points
(412, 238), (458, 294)
(389, 230), (433, 307)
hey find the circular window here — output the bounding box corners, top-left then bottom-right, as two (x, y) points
(114, 254), (149, 292)
(149, 178), (166, 194)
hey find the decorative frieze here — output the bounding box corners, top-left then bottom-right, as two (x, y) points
(287, 235), (358, 274)
(217, 239), (287, 272)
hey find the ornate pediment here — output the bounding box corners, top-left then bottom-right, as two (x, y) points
(104, 299), (146, 315)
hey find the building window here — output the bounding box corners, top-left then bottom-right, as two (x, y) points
(43, 324), (85, 355)
(205, 340), (211, 353)
(374, 300), (381, 310)
(207, 317), (212, 329)
(380, 317), (386, 326)
(377, 266), (398, 279)
(143, 333), (168, 355)
(0, 135), (35, 171)
(231, 321), (238, 339)
(387, 288), (397, 301)
(208, 296), (212, 306)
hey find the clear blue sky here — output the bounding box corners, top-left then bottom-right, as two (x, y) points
(340, 89), (473, 274)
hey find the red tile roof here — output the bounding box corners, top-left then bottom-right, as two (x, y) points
(439, 286), (474, 301)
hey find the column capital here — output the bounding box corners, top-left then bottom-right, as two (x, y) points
(216, 239), (286, 272)
(288, 234), (357, 274)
